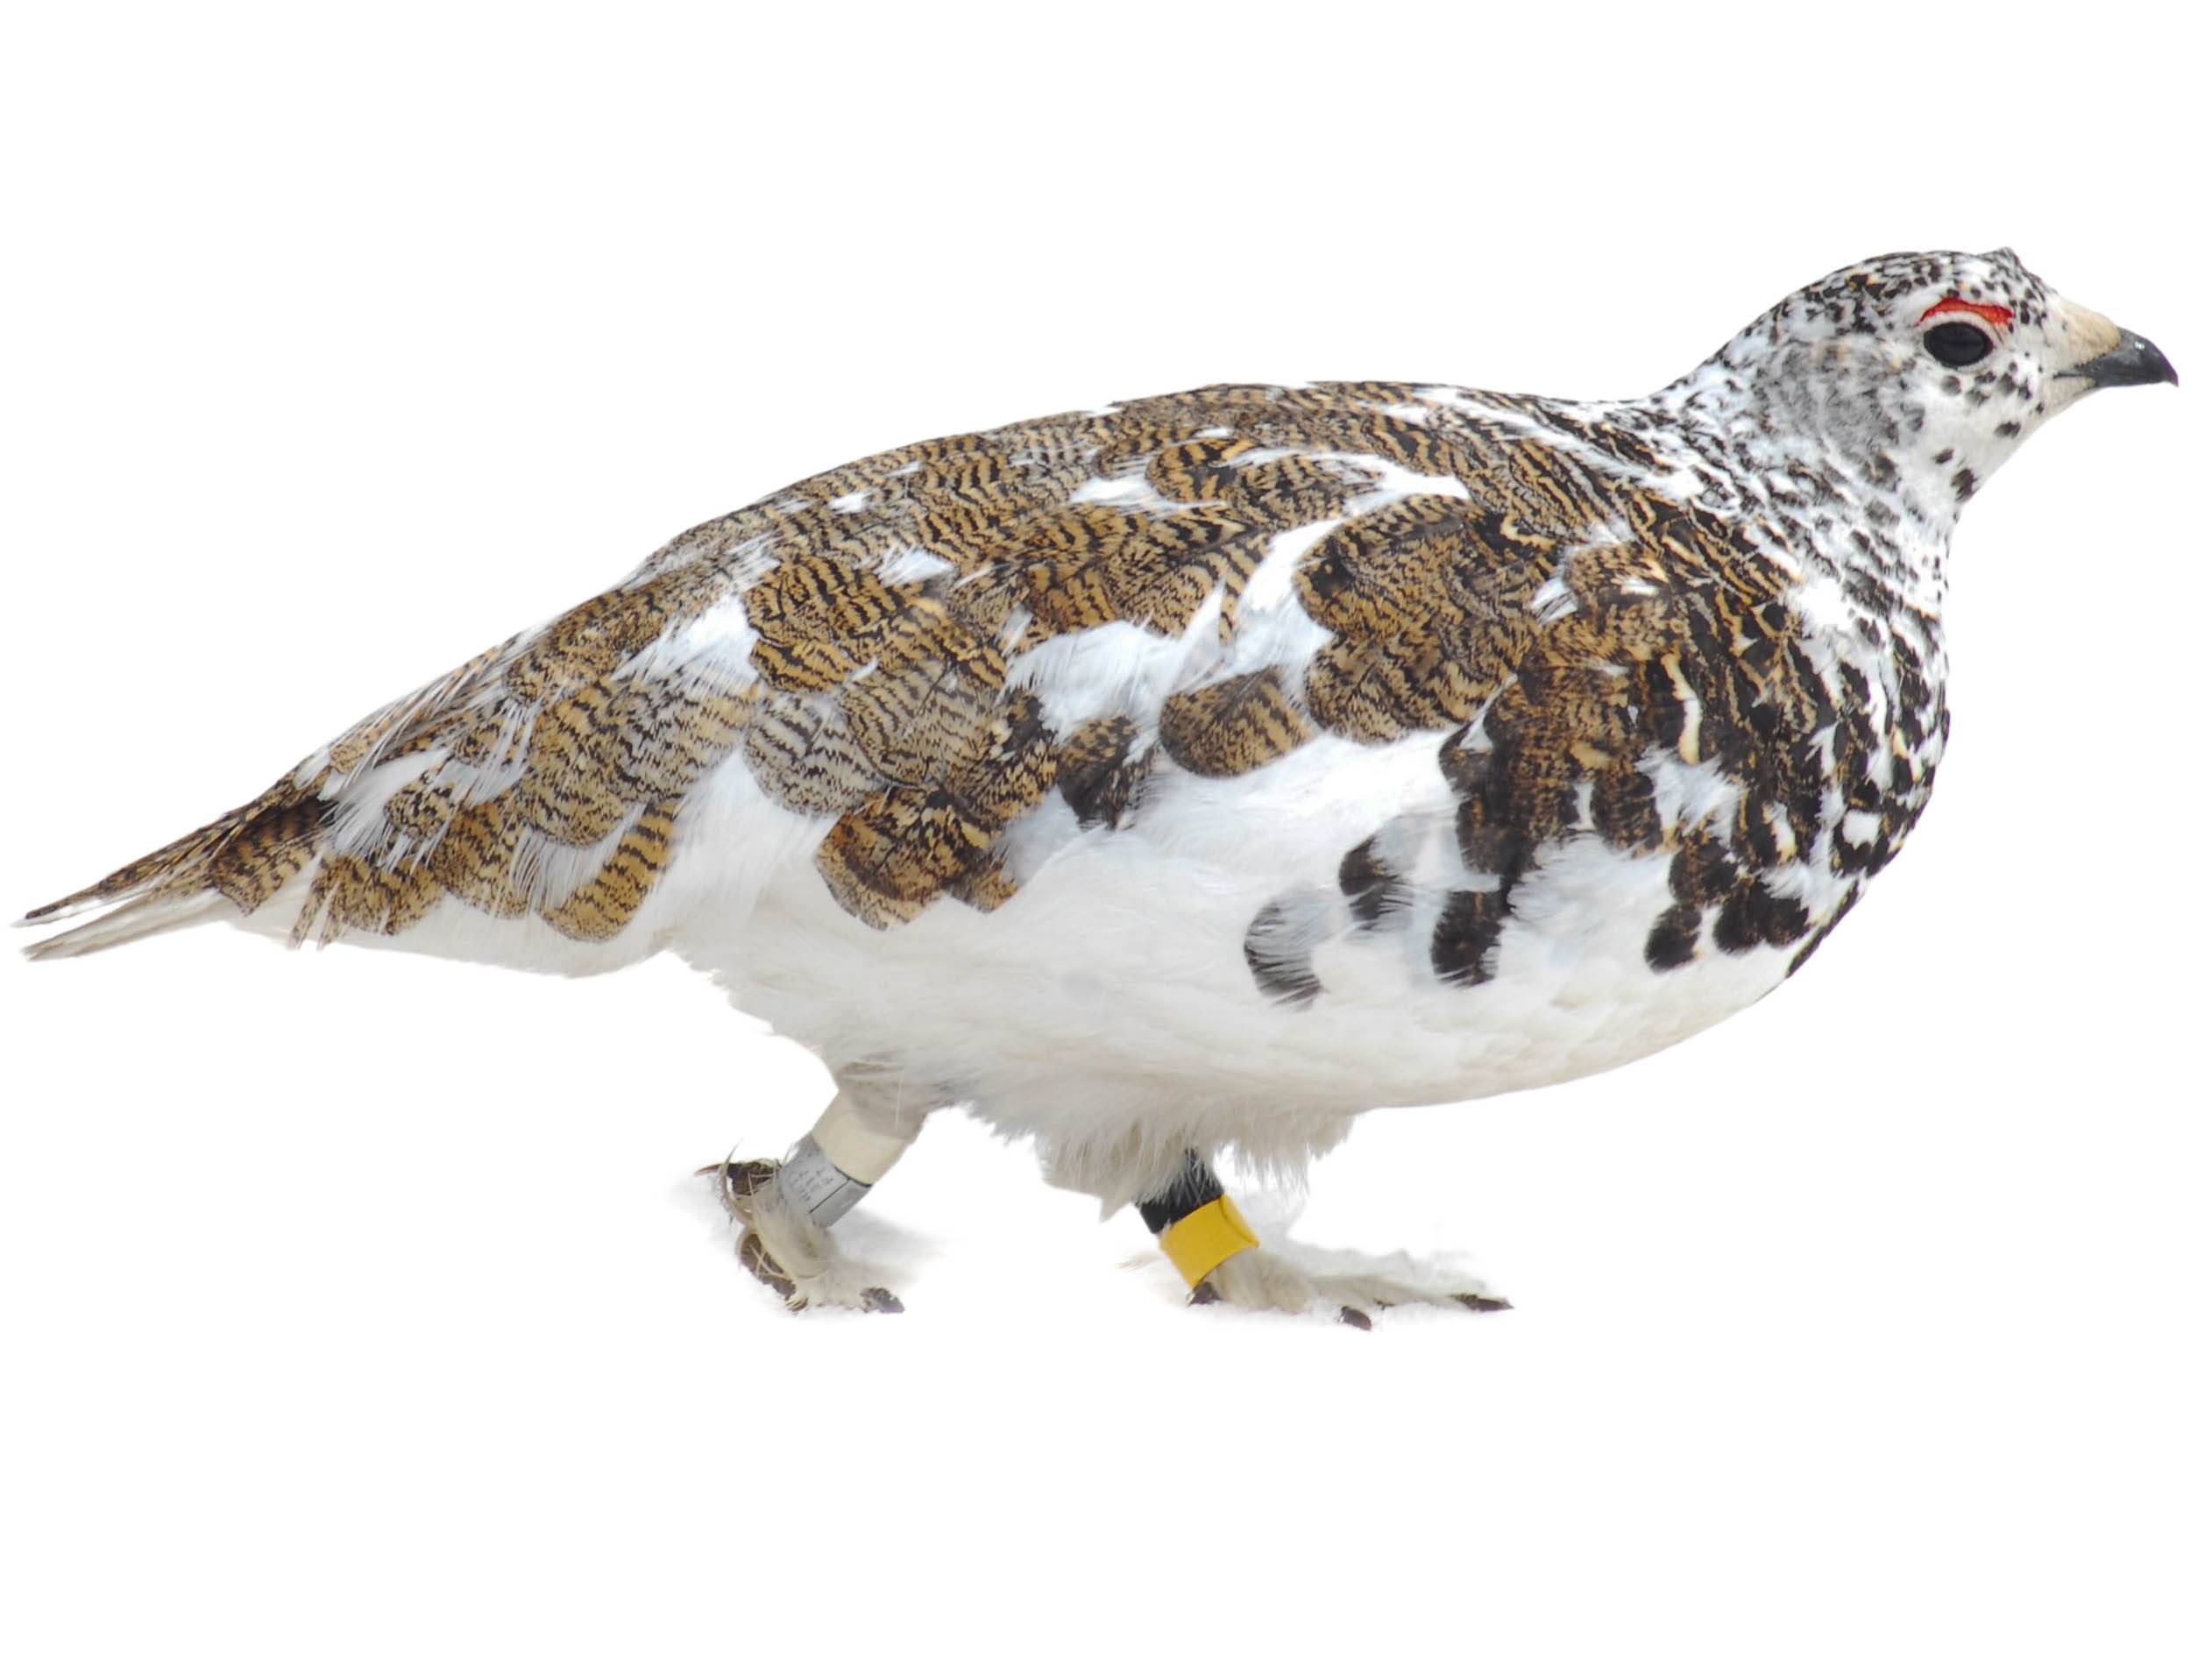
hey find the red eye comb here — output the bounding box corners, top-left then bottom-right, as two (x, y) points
(1918, 296), (2015, 331)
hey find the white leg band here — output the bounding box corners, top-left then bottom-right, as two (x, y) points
(811, 1092), (918, 1184)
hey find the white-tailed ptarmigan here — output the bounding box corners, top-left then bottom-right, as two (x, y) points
(22, 248), (2177, 1320)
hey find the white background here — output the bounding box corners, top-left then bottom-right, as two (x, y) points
(3, 5), (2205, 1655)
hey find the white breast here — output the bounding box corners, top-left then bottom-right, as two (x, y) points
(671, 730), (1801, 1169)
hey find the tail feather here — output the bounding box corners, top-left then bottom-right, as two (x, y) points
(22, 890), (230, 961)
(19, 782), (330, 960)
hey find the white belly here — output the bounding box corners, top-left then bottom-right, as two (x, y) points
(671, 734), (1803, 1166)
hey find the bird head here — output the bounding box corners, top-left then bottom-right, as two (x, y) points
(1680, 248), (2175, 521)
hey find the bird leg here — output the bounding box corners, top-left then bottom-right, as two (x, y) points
(706, 1083), (924, 1313)
(1138, 1151), (1512, 1327)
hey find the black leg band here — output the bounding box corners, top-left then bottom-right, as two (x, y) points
(1137, 1151), (1226, 1236)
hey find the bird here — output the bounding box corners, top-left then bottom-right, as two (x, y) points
(20, 248), (2177, 1321)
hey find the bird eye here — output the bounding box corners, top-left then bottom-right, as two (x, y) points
(1924, 322), (1994, 367)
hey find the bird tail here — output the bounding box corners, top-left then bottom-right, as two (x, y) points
(18, 783), (330, 961)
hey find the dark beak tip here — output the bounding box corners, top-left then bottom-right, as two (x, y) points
(2068, 331), (2179, 390)
(2133, 333), (2180, 387)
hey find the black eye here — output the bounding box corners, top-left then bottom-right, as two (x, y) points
(1924, 322), (1994, 367)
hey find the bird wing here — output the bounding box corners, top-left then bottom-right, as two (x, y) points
(30, 378), (1817, 961)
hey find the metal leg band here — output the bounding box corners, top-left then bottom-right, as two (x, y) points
(779, 1133), (872, 1227)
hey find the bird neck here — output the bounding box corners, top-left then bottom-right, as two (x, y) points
(1647, 357), (1956, 621)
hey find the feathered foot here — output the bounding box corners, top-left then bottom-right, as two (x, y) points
(1191, 1246), (1511, 1329)
(703, 1155), (903, 1314)
(1138, 1150), (1509, 1327)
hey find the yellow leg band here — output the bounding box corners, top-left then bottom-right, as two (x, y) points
(1160, 1195), (1260, 1289)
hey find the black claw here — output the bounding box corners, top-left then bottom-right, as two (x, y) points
(1454, 1293), (1514, 1314)
(1338, 1307), (1373, 1330)
(1188, 1280), (1223, 1307)
(861, 1287), (904, 1314)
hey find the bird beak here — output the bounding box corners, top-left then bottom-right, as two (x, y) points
(2057, 323), (2179, 389)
